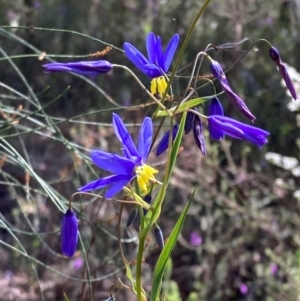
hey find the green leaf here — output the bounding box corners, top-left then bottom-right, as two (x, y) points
(155, 93), (223, 117)
(150, 190), (195, 301)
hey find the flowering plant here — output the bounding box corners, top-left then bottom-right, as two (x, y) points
(3, 1), (295, 300)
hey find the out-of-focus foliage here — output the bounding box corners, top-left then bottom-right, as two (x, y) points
(0, 0), (300, 300)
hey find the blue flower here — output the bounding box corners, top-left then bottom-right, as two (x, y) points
(123, 32), (179, 95)
(79, 113), (158, 198)
(43, 60), (113, 76)
(210, 59), (256, 121)
(208, 97), (224, 140)
(269, 46), (298, 101)
(61, 209), (78, 257)
(208, 115), (269, 147)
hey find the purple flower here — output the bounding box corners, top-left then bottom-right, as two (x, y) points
(270, 263), (278, 276)
(208, 115), (269, 147)
(61, 209), (78, 258)
(124, 32), (179, 95)
(156, 124), (179, 156)
(43, 60), (113, 76)
(210, 59), (255, 121)
(208, 97), (224, 140)
(269, 46), (298, 101)
(123, 32), (179, 79)
(239, 283), (248, 295)
(79, 114), (157, 198)
(193, 115), (207, 156)
(189, 232), (203, 246)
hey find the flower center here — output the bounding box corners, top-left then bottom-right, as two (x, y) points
(135, 164), (158, 193)
(150, 76), (168, 96)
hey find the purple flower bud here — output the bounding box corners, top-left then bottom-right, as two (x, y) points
(269, 46), (298, 101)
(184, 111), (195, 134)
(193, 115), (207, 155)
(210, 59), (255, 121)
(154, 225), (164, 249)
(126, 207), (138, 227)
(269, 47), (280, 62)
(208, 98), (224, 140)
(208, 115), (269, 147)
(156, 124), (179, 156)
(61, 209), (78, 257)
(43, 60), (113, 76)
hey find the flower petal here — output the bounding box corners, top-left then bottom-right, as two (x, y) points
(78, 174), (124, 192)
(105, 175), (134, 198)
(208, 98), (224, 140)
(184, 111), (195, 134)
(146, 32), (157, 64)
(162, 34), (179, 72)
(137, 117), (153, 162)
(91, 150), (135, 175)
(123, 42), (149, 73)
(142, 63), (163, 78)
(112, 113), (140, 161)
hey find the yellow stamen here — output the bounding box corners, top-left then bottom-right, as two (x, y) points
(135, 164), (158, 193)
(150, 76), (168, 96)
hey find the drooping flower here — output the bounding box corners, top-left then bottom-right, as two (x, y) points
(61, 209), (78, 258)
(123, 32), (179, 95)
(208, 115), (269, 147)
(208, 97), (224, 140)
(43, 60), (113, 76)
(209, 59), (256, 121)
(78, 113), (158, 198)
(269, 46), (298, 101)
(156, 124), (179, 156)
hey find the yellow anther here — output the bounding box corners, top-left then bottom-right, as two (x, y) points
(150, 76), (168, 96)
(135, 164), (158, 193)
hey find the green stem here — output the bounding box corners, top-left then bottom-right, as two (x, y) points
(136, 235), (146, 301)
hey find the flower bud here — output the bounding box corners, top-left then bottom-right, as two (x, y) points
(210, 59), (255, 121)
(43, 60), (113, 76)
(269, 46), (298, 101)
(61, 209), (78, 257)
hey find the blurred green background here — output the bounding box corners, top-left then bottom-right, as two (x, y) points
(0, 0), (300, 300)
